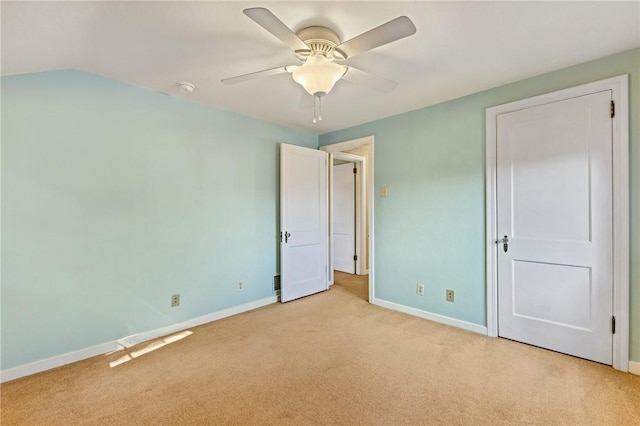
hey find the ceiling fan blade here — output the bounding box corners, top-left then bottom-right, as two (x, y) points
(221, 66), (290, 85)
(342, 67), (398, 93)
(336, 16), (416, 59)
(243, 8), (309, 52)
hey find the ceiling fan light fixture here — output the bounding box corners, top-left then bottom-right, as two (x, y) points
(291, 54), (347, 96)
(231, 8), (416, 124)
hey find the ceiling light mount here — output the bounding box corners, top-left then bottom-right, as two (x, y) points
(294, 26), (346, 61)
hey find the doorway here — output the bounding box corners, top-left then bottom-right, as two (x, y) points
(331, 154), (366, 278)
(485, 75), (629, 371)
(321, 136), (374, 303)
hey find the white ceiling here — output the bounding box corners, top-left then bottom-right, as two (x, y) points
(2, 1), (639, 134)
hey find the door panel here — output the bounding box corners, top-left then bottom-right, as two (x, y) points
(333, 162), (356, 273)
(280, 144), (327, 303)
(497, 90), (613, 364)
(512, 261), (591, 329)
(509, 116), (591, 242)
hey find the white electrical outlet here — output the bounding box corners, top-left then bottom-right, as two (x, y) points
(416, 283), (425, 296)
(237, 282), (244, 291)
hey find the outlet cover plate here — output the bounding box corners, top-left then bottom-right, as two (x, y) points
(446, 289), (455, 302)
(171, 294), (180, 307)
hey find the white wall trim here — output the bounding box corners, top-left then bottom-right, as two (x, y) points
(320, 136), (373, 152)
(485, 75), (630, 371)
(0, 341), (118, 384)
(0, 296), (277, 383)
(116, 296), (277, 347)
(610, 76), (630, 373)
(629, 361), (640, 376)
(373, 298), (488, 335)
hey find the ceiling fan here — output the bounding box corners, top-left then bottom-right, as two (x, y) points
(222, 8), (417, 123)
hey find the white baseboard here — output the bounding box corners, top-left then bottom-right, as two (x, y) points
(373, 298), (488, 335)
(117, 296), (277, 347)
(0, 341), (118, 384)
(373, 299), (640, 374)
(1, 296), (277, 383)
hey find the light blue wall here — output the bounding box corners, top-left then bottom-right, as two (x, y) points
(1, 70), (317, 370)
(320, 48), (640, 363)
(3, 48), (639, 372)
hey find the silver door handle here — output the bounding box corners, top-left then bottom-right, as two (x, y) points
(497, 235), (509, 252)
(284, 232), (291, 243)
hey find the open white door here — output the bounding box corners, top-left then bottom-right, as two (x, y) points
(280, 143), (328, 303)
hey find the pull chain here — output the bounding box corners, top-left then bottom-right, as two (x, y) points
(312, 94), (323, 123)
(313, 95), (318, 123)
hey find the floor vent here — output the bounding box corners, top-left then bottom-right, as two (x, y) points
(273, 274), (281, 292)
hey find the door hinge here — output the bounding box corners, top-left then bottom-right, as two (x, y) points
(353, 254), (358, 261)
(610, 100), (615, 118)
(612, 316), (616, 334)
(353, 167), (357, 174)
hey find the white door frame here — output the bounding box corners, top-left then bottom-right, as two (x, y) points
(321, 136), (375, 303)
(485, 75), (629, 371)
(329, 152), (367, 283)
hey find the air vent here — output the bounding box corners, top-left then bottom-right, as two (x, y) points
(273, 274), (281, 292)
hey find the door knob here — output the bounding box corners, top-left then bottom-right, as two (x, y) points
(284, 232), (291, 243)
(498, 235), (509, 253)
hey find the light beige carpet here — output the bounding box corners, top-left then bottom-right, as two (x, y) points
(2, 272), (639, 425)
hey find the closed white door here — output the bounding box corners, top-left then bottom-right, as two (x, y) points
(333, 162), (356, 274)
(280, 143), (327, 303)
(497, 90), (613, 364)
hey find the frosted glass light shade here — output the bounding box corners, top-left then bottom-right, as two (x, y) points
(292, 54), (347, 96)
